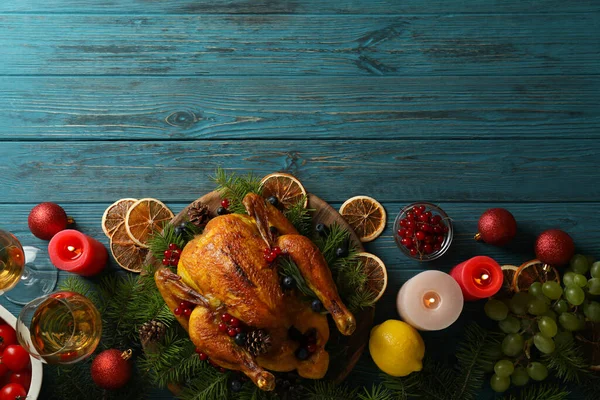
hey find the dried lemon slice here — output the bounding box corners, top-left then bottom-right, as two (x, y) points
(356, 252), (388, 303)
(512, 259), (560, 293)
(260, 172), (308, 209)
(497, 264), (518, 298)
(125, 198), (174, 248)
(110, 222), (149, 273)
(339, 196), (386, 242)
(101, 198), (137, 239)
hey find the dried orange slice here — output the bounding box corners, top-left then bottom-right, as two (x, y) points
(339, 196), (386, 242)
(125, 198), (174, 248)
(497, 265), (518, 298)
(110, 222), (149, 273)
(260, 172), (308, 209)
(512, 259), (560, 293)
(101, 198), (137, 238)
(356, 252), (388, 303)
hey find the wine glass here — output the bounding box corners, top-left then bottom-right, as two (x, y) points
(0, 228), (58, 304)
(16, 291), (102, 364)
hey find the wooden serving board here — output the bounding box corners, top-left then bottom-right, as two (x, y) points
(144, 191), (375, 383)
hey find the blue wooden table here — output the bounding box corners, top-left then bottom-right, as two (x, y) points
(0, 1), (599, 398)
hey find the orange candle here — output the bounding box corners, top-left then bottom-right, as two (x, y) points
(48, 230), (107, 276)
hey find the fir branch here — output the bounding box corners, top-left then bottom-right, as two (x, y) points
(541, 335), (590, 383)
(211, 167), (262, 214)
(452, 322), (501, 400)
(176, 369), (231, 400)
(58, 275), (98, 304)
(284, 195), (313, 236)
(357, 385), (395, 400)
(381, 372), (422, 400)
(347, 288), (377, 314)
(139, 329), (202, 388)
(236, 384), (279, 400)
(304, 380), (356, 400)
(313, 223), (357, 271)
(148, 223), (188, 261)
(277, 256), (317, 299)
(502, 384), (570, 400)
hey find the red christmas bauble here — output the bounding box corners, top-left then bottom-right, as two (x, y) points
(535, 229), (575, 266)
(27, 202), (70, 240)
(91, 349), (132, 390)
(476, 208), (517, 246)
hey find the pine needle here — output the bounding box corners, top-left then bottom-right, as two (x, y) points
(176, 368), (231, 400)
(502, 384), (570, 400)
(277, 256), (317, 299)
(347, 288), (377, 313)
(541, 335), (590, 383)
(211, 167), (262, 214)
(284, 195), (313, 236)
(304, 380), (356, 399)
(357, 384), (396, 400)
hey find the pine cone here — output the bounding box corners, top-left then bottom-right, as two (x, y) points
(245, 329), (272, 356)
(187, 201), (211, 227)
(139, 320), (166, 344)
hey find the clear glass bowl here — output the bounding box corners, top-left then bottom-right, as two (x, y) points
(393, 202), (453, 262)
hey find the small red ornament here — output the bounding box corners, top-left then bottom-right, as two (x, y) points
(535, 229), (575, 266)
(474, 208), (517, 246)
(91, 349), (132, 390)
(28, 202), (73, 240)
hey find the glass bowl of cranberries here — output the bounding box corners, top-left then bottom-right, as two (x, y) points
(393, 202), (453, 261)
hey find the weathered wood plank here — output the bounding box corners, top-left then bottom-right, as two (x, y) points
(1, 0), (598, 14)
(1, 76), (598, 140)
(0, 14), (598, 76)
(0, 139), (598, 204)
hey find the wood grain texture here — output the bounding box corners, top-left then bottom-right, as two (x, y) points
(1, 139), (599, 203)
(1, 0), (598, 14)
(0, 14), (598, 76)
(1, 76), (598, 140)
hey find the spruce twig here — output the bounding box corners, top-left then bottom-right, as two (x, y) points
(283, 195), (313, 236)
(277, 256), (317, 299)
(176, 368), (231, 400)
(304, 380), (356, 399)
(211, 167), (262, 214)
(542, 335), (590, 383)
(357, 384), (395, 400)
(502, 383), (570, 400)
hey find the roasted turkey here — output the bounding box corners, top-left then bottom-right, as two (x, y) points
(155, 193), (356, 390)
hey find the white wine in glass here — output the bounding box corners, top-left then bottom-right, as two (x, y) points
(0, 228), (58, 304)
(17, 291), (102, 364)
(0, 230), (26, 293)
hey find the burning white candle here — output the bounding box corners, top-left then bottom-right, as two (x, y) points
(396, 270), (464, 331)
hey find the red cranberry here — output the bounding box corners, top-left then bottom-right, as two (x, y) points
(398, 228), (407, 238)
(400, 219), (408, 228)
(227, 328), (236, 337)
(433, 225), (442, 234)
(424, 235), (435, 244)
(162, 258), (170, 266)
(230, 318), (240, 328)
(221, 199), (230, 209)
(406, 212), (415, 220)
(414, 207), (423, 216)
(168, 243), (179, 250)
(437, 235), (444, 243)
(307, 344), (317, 353)
(198, 352), (208, 361)
(431, 215), (442, 225)
(433, 244), (442, 251)
(174, 307), (182, 316)
(405, 229), (414, 237)
(183, 308), (192, 317)
(401, 237), (413, 248)
(421, 224), (433, 233)
(273, 246), (282, 255)
(423, 244), (433, 254)
(235, 327), (242, 334)
(415, 231), (426, 241)
(419, 214), (430, 223)
(409, 248), (418, 256)
(222, 313), (232, 323)
(218, 323), (227, 332)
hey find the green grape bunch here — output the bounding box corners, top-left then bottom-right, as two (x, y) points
(483, 254), (600, 394)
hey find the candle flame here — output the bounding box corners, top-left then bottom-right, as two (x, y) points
(423, 291), (441, 309)
(474, 270), (492, 287)
(65, 245), (82, 260)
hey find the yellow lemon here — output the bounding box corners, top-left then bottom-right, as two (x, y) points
(369, 319), (425, 377)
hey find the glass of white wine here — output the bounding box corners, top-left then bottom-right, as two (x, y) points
(0, 229), (58, 304)
(16, 291), (102, 364)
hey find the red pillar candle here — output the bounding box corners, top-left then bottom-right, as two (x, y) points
(48, 230), (107, 276)
(449, 256), (502, 301)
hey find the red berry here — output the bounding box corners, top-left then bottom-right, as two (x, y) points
(431, 215), (442, 225)
(164, 250), (172, 258)
(414, 207), (423, 216)
(437, 235), (444, 243)
(405, 229), (414, 237)
(198, 352), (208, 361)
(399, 219), (408, 228)
(174, 307), (182, 316)
(418, 205), (426, 213)
(222, 313), (232, 323)
(401, 237), (413, 248)
(423, 244), (433, 254)
(269, 250), (278, 259)
(406, 212), (415, 220)
(307, 344), (317, 353)
(162, 258), (170, 266)
(442, 225), (449, 233)
(415, 231), (426, 241)
(273, 247), (282, 255)
(169, 243), (179, 250)
(409, 248), (418, 256)
(221, 199), (230, 209)
(419, 214), (430, 223)
(183, 308), (192, 317)
(433, 244), (442, 251)
(218, 323), (227, 332)
(235, 327), (242, 334)
(397, 229), (407, 238)
(422, 224), (433, 233)
(424, 211), (432, 218)
(172, 249), (181, 257)
(424, 235), (434, 244)
(433, 225), (442, 234)
(230, 318), (240, 328)
(263, 253), (271, 260)
(219, 367), (226, 373)
(227, 328), (236, 337)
